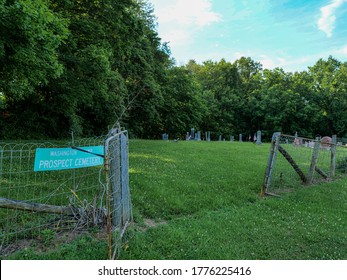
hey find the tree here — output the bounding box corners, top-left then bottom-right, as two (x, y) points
(159, 66), (207, 138)
(0, 0), (69, 100)
(185, 59), (242, 138)
(0, 0), (173, 138)
(0, 0), (69, 138)
(309, 56), (347, 136)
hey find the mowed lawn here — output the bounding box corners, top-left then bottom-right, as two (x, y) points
(7, 140), (347, 260)
(121, 140), (347, 260)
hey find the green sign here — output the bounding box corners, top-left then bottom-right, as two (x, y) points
(34, 146), (104, 172)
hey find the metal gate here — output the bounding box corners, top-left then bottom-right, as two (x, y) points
(104, 129), (133, 259)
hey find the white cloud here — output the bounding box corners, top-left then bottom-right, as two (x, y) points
(151, 0), (221, 26)
(150, 0), (221, 48)
(317, 0), (346, 37)
(259, 56), (276, 70)
(334, 45), (347, 56)
(251, 53), (313, 72)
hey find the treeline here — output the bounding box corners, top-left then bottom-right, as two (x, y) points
(1, 0), (347, 140)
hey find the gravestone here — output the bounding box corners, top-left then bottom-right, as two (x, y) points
(256, 130), (262, 145)
(162, 133), (169, 141)
(196, 131), (201, 141)
(239, 134), (243, 142)
(186, 132), (190, 140)
(190, 128), (195, 140)
(294, 132), (302, 146)
(206, 131), (211, 142)
(321, 136), (332, 149)
(230, 136), (234, 142)
(219, 134), (222, 141)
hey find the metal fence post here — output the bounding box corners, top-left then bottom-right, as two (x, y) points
(120, 132), (131, 224)
(104, 129), (132, 259)
(104, 139), (112, 260)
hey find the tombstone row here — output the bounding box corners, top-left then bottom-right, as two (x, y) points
(163, 129), (262, 144)
(238, 131), (262, 144)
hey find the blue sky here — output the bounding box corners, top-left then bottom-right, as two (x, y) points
(149, 0), (347, 72)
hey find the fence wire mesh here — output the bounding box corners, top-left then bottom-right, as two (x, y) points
(263, 133), (347, 195)
(0, 136), (108, 257)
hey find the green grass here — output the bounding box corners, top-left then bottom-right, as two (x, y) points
(4, 140), (347, 259)
(129, 140), (267, 219)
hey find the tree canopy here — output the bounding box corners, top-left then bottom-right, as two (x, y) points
(1, 0), (347, 140)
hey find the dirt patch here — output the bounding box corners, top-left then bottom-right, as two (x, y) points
(0, 239), (34, 258)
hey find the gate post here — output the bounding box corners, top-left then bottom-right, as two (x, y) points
(105, 129), (132, 259)
(104, 138), (112, 260)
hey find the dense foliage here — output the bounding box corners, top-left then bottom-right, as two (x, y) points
(1, 0), (347, 139)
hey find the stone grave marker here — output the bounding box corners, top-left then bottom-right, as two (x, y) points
(256, 130), (262, 144)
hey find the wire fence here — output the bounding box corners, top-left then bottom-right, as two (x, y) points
(0, 131), (132, 259)
(262, 133), (347, 196)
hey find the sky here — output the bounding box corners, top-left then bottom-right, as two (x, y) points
(148, 0), (347, 72)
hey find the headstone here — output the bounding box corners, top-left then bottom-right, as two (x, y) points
(239, 134), (243, 142)
(294, 132), (302, 146)
(162, 133), (169, 141)
(321, 136), (332, 149)
(256, 130), (262, 145)
(190, 128), (195, 140)
(186, 132), (190, 140)
(206, 131), (211, 141)
(230, 136), (234, 142)
(196, 131), (201, 141)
